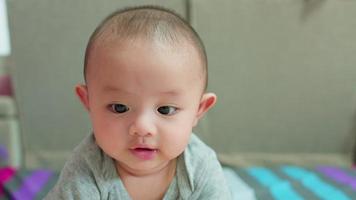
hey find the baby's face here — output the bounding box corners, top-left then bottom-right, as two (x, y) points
(80, 39), (209, 176)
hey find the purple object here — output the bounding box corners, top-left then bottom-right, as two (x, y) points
(317, 166), (356, 190)
(12, 169), (53, 200)
(0, 145), (8, 162)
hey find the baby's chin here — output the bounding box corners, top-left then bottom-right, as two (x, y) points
(115, 158), (176, 177)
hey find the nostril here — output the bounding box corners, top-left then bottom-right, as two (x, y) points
(129, 126), (152, 137)
(129, 125), (154, 137)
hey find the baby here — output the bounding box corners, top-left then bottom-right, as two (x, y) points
(46, 5), (230, 200)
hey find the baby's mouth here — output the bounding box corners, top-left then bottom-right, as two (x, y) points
(130, 147), (158, 160)
(134, 148), (157, 151)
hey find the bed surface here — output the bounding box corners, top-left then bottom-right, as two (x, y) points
(1, 164), (356, 200)
(223, 165), (356, 200)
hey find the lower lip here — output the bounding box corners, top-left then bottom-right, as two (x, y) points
(130, 148), (157, 160)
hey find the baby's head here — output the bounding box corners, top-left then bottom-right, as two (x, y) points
(84, 5), (208, 91)
(76, 6), (216, 176)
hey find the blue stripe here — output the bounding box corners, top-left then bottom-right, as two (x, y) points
(246, 167), (303, 200)
(281, 166), (351, 200)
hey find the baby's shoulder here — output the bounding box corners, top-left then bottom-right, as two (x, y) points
(60, 134), (101, 177)
(179, 134), (231, 199)
(185, 134), (217, 162)
(45, 135), (103, 199)
(46, 134), (120, 199)
(65, 134), (115, 177)
(182, 134), (220, 181)
(63, 134), (98, 169)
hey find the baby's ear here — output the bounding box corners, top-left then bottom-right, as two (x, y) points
(75, 84), (90, 111)
(193, 93), (217, 126)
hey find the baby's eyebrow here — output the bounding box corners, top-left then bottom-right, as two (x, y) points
(103, 85), (131, 94)
(103, 86), (181, 96)
(159, 90), (181, 96)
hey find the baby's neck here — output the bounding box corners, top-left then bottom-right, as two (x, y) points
(116, 159), (177, 200)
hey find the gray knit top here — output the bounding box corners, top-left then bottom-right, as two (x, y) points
(45, 134), (231, 200)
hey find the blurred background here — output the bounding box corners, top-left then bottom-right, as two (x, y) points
(1, 0), (356, 171)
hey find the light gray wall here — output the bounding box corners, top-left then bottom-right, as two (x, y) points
(7, 0), (187, 169)
(6, 0), (356, 169)
(192, 0), (356, 154)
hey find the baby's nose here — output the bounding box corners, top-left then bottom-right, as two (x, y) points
(129, 112), (157, 137)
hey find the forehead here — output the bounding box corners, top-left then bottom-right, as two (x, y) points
(86, 39), (204, 93)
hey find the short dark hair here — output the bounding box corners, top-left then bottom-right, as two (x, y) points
(84, 5), (208, 90)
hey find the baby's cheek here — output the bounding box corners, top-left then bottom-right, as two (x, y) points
(93, 121), (126, 147)
(160, 130), (191, 158)
(95, 134), (125, 160)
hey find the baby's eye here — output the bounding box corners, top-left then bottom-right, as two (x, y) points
(110, 104), (129, 114)
(157, 106), (177, 116)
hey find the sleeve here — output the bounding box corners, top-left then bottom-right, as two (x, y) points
(44, 155), (101, 200)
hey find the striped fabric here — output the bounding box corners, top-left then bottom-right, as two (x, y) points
(247, 167), (303, 200)
(224, 165), (356, 200)
(317, 166), (356, 190)
(0, 167), (57, 200)
(1, 165), (356, 199)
